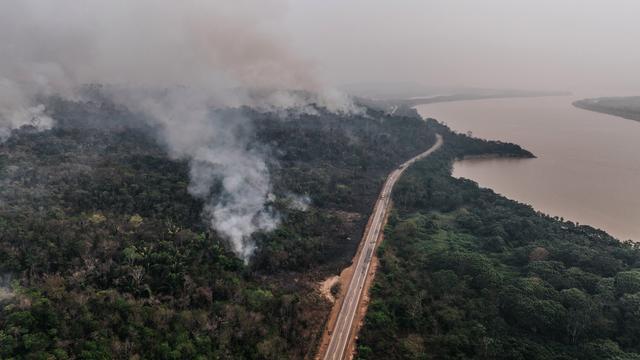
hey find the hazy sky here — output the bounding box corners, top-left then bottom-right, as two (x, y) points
(285, 0), (640, 95)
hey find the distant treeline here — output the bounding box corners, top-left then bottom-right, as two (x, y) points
(401, 90), (571, 108)
(574, 97), (640, 122)
(358, 89), (571, 114)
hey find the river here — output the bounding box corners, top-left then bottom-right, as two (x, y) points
(416, 96), (640, 241)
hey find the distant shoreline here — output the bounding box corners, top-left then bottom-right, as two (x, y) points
(573, 98), (640, 123)
(456, 152), (537, 161)
(357, 90), (571, 118)
(401, 90), (571, 108)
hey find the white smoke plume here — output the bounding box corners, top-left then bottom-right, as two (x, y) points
(0, 0), (359, 260)
(285, 193), (312, 212)
(0, 273), (15, 301)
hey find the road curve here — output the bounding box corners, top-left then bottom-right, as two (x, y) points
(322, 134), (444, 360)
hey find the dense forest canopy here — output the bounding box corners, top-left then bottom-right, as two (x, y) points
(357, 122), (640, 359)
(3, 94), (627, 359)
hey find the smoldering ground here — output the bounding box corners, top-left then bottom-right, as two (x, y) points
(0, 0), (359, 261)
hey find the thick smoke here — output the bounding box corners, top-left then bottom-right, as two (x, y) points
(116, 87), (280, 260)
(0, 0), (357, 260)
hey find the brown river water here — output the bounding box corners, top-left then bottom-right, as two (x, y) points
(416, 96), (640, 241)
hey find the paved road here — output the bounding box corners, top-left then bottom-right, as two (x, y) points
(322, 134), (443, 360)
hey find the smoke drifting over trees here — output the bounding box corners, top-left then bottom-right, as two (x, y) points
(0, 0), (358, 260)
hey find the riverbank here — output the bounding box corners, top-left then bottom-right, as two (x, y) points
(573, 97), (640, 123)
(417, 96), (640, 241)
(357, 90), (570, 118)
(457, 152), (537, 161)
(356, 131), (640, 359)
(401, 90), (570, 108)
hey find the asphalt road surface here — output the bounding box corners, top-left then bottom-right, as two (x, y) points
(322, 134), (443, 360)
